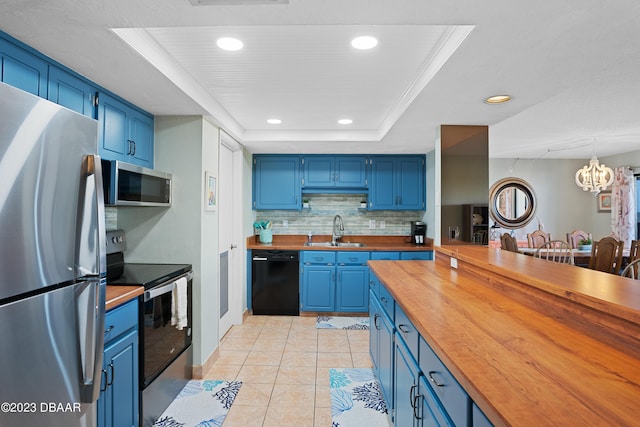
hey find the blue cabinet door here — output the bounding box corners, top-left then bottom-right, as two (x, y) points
(378, 305), (394, 411)
(397, 156), (425, 210)
(48, 66), (96, 117)
(253, 155), (301, 210)
(98, 93), (129, 162)
(0, 38), (48, 97)
(303, 156), (334, 187)
(301, 265), (334, 311)
(395, 335), (420, 427)
(369, 292), (381, 369)
(334, 156), (367, 188)
(103, 329), (139, 427)
(400, 251), (433, 261)
(369, 157), (396, 209)
(417, 375), (450, 427)
(336, 265), (369, 312)
(129, 110), (154, 168)
(371, 251), (401, 261)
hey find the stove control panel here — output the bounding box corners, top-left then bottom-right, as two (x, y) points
(106, 229), (127, 255)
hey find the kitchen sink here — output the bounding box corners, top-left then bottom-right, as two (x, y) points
(304, 241), (366, 247)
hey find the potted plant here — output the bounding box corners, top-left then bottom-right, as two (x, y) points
(360, 200), (367, 209)
(303, 199), (310, 208)
(577, 238), (592, 251)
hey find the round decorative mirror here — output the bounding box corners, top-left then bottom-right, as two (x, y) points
(489, 177), (537, 229)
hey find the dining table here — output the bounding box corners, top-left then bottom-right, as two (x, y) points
(518, 247), (630, 267)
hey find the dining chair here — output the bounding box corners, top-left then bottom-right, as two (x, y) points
(500, 233), (519, 252)
(527, 230), (551, 248)
(628, 240), (640, 264)
(566, 229), (592, 249)
(589, 237), (624, 274)
(621, 258), (640, 279)
(534, 240), (574, 264)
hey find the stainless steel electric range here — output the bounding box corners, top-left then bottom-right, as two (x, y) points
(106, 230), (193, 427)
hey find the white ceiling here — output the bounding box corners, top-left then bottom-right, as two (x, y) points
(0, 0), (639, 159)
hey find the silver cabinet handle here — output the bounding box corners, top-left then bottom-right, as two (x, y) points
(428, 371), (445, 387)
(398, 324), (410, 334)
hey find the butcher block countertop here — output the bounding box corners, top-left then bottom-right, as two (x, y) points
(368, 245), (640, 427)
(246, 234), (433, 251)
(106, 285), (143, 311)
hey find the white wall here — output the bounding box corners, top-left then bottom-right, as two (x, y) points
(117, 116), (220, 368)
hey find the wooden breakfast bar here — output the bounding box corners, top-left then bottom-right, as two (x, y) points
(368, 245), (640, 426)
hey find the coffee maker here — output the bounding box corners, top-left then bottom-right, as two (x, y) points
(410, 221), (427, 245)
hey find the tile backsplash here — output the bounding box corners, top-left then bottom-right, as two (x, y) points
(255, 194), (424, 236)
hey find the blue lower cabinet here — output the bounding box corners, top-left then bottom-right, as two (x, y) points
(400, 251), (434, 261)
(336, 252), (370, 312)
(417, 375), (450, 427)
(301, 251), (336, 311)
(371, 251), (401, 260)
(472, 403), (493, 427)
(370, 292), (394, 410)
(394, 335), (420, 427)
(98, 299), (139, 427)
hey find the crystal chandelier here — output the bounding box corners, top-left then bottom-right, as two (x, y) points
(575, 155), (614, 193)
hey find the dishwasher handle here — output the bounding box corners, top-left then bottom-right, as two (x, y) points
(253, 257), (268, 261)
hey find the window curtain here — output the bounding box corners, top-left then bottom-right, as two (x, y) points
(610, 167), (636, 247)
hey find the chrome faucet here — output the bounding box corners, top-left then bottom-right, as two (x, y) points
(332, 215), (344, 245)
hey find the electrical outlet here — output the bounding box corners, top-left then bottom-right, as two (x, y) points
(450, 257), (458, 269)
(379, 220), (385, 229)
(282, 219), (288, 228)
(369, 219), (376, 229)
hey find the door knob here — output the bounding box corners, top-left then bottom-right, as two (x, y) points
(230, 244), (237, 250)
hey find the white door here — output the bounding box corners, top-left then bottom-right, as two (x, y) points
(218, 132), (242, 338)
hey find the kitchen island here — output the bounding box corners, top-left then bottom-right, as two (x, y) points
(369, 245), (640, 426)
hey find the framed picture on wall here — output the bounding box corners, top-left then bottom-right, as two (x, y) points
(597, 191), (611, 212)
(205, 171), (217, 211)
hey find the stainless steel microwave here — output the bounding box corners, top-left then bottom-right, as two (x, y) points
(102, 160), (172, 207)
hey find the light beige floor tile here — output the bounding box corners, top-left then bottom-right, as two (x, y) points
(243, 316), (268, 327)
(347, 329), (370, 342)
(349, 339), (370, 353)
(223, 402), (268, 427)
(269, 384), (316, 408)
(276, 365), (318, 385)
(215, 349), (250, 365)
(203, 363), (241, 381)
(281, 351), (317, 367)
(219, 337), (256, 351)
(292, 316), (318, 327)
(252, 338), (287, 352)
(233, 382), (273, 407)
(263, 405), (315, 427)
(315, 384), (331, 408)
(263, 316), (294, 328)
(244, 350), (283, 366)
(226, 325), (262, 339)
(259, 327), (291, 338)
(352, 352), (374, 368)
(317, 352), (354, 368)
(317, 338), (350, 353)
(285, 338), (318, 352)
(318, 329), (347, 339)
(316, 367), (331, 386)
(288, 328), (318, 340)
(314, 406), (333, 426)
(237, 365), (279, 384)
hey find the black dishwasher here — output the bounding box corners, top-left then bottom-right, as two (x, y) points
(251, 250), (300, 315)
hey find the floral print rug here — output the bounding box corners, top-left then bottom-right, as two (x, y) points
(316, 316), (370, 330)
(152, 380), (242, 427)
(330, 368), (391, 427)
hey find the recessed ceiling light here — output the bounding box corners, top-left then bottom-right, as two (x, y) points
(351, 36), (378, 50)
(485, 95), (511, 104)
(216, 37), (243, 51)
(267, 118), (282, 124)
(338, 119), (353, 125)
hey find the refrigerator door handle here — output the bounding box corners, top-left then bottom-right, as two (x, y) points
(78, 279), (106, 403)
(75, 154), (107, 277)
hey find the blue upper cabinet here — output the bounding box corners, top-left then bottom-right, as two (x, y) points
(302, 155), (367, 189)
(369, 155), (425, 210)
(253, 155), (301, 210)
(98, 92), (154, 168)
(0, 37), (48, 97)
(48, 66), (96, 118)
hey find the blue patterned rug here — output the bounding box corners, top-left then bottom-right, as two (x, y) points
(152, 379), (242, 427)
(316, 316), (370, 330)
(330, 368), (391, 427)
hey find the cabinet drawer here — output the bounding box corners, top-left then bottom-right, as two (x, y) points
(336, 251), (369, 265)
(395, 304), (419, 357)
(302, 251), (336, 265)
(370, 251), (400, 260)
(378, 284), (394, 320)
(105, 299), (138, 344)
(400, 251), (433, 261)
(419, 336), (471, 427)
(369, 274), (380, 297)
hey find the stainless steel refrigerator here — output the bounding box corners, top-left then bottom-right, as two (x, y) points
(0, 82), (106, 427)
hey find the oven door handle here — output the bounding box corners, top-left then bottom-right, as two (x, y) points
(144, 271), (193, 302)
